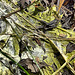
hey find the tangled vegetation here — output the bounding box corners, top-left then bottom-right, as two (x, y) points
(0, 0), (75, 75)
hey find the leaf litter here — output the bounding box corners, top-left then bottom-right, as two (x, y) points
(0, 0), (75, 75)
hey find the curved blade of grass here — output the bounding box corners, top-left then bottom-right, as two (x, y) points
(26, 46), (44, 75)
(0, 49), (30, 75)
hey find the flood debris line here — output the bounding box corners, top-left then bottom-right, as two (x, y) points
(0, 0), (75, 75)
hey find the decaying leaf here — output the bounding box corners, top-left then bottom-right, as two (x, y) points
(37, 19), (58, 32)
(0, 0), (75, 75)
(66, 42), (75, 53)
(18, 58), (48, 73)
(18, 0), (31, 9)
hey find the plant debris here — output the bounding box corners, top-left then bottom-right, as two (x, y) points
(37, 19), (58, 32)
(18, 0), (32, 9)
(18, 58), (48, 74)
(66, 42), (75, 53)
(61, 0), (75, 29)
(0, 0), (75, 75)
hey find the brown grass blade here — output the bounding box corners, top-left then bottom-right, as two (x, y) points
(58, 0), (65, 12)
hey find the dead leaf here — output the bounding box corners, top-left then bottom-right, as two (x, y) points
(18, 0), (31, 9)
(18, 58), (48, 73)
(35, 56), (40, 63)
(66, 42), (75, 53)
